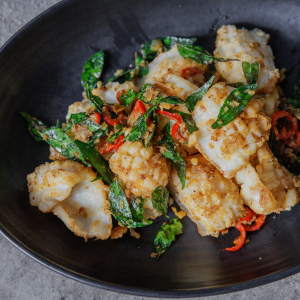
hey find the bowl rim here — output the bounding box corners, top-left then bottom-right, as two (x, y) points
(1, 0), (300, 297)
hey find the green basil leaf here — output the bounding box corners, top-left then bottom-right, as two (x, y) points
(162, 109), (197, 134)
(151, 186), (169, 216)
(81, 51), (104, 90)
(88, 125), (109, 145)
(119, 89), (136, 106)
(162, 36), (197, 51)
(242, 62), (260, 85)
(229, 82), (244, 88)
(108, 181), (152, 228)
(211, 83), (257, 129)
(126, 106), (157, 142)
(20, 111), (48, 141)
(136, 55), (149, 77)
(156, 123), (186, 189)
(74, 140), (113, 185)
(106, 124), (124, 143)
(141, 38), (163, 61)
(177, 44), (238, 65)
(86, 88), (104, 113)
(136, 84), (152, 101)
(154, 218), (183, 256)
(143, 113), (159, 148)
(65, 112), (102, 133)
(186, 76), (214, 112)
(44, 127), (88, 165)
(91, 176), (104, 182)
(103, 69), (135, 85)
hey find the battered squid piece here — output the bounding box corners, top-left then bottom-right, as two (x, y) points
(109, 141), (170, 198)
(255, 87), (280, 117)
(214, 25), (280, 94)
(168, 154), (245, 237)
(235, 144), (299, 214)
(27, 160), (112, 240)
(139, 46), (208, 99)
(191, 82), (271, 178)
(66, 98), (95, 121)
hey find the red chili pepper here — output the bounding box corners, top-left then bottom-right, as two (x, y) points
(271, 111), (298, 140)
(102, 105), (124, 126)
(222, 222), (246, 252)
(98, 135), (125, 155)
(116, 89), (125, 104)
(157, 110), (183, 124)
(181, 67), (203, 80)
(171, 123), (187, 141)
(285, 131), (300, 148)
(238, 206), (257, 224)
(244, 215), (266, 232)
(89, 112), (101, 124)
(132, 100), (151, 126)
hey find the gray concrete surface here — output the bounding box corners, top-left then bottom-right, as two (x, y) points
(0, 1), (300, 299)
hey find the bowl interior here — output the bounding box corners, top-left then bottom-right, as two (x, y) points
(1, 0), (300, 297)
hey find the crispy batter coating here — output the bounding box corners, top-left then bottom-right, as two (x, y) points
(255, 87), (280, 117)
(27, 160), (112, 240)
(214, 25), (279, 93)
(109, 141), (170, 198)
(235, 144), (299, 214)
(191, 82), (271, 178)
(66, 99), (95, 122)
(139, 46), (208, 100)
(168, 154), (245, 237)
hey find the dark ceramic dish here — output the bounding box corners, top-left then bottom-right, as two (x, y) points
(1, 0), (300, 297)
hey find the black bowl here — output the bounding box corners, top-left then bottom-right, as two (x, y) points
(1, 0), (300, 297)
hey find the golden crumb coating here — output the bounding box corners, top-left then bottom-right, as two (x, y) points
(27, 160), (112, 240)
(191, 82), (271, 178)
(139, 46), (208, 100)
(168, 154), (245, 237)
(255, 87), (280, 117)
(109, 141), (170, 198)
(214, 25), (279, 93)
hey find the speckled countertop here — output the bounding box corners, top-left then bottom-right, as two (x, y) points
(0, 1), (300, 299)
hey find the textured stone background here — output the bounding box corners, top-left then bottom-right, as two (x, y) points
(0, 1), (300, 299)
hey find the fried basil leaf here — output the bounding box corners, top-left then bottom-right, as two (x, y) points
(20, 111), (48, 141)
(154, 218), (183, 256)
(136, 54), (149, 77)
(229, 82), (244, 88)
(86, 88), (104, 113)
(162, 109), (197, 134)
(64, 112), (103, 133)
(136, 84), (152, 101)
(44, 127), (88, 165)
(106, 124), (124, 143)
(103, 69), (135, 85)
(141, 38), (163, 61)
(242, 62), (260, 85)
(74, 140), (112, 185)
(289, 67), (300, 108)
(88, 124), (109, 145)
(151, 186), (169, 216)
(109, 181), (152, 228)
(156, 123), (186, 189)
(142, 113), (159, 148)
(177, 44), (238, 65)
(211, 83), (257, 129)
(268, 132), (283, 165)
(186, 76), (215, 112)
(81, 51), (104, 90)
(162, 36), (197, 51)
(126, 106), (157, 142)
(119, 89), (136, 106)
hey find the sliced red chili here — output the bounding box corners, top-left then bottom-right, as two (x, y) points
(89, 112), (101, 124)
(157, 110), (183, 124)
(238, 206), (257, 224)
(222, 222), (246, 252)
(181, 67), (202, 80)
(244, 215), (266, 232)
(132, 100), (151, 126)
(285, 131), (300, 148)
(98, 135), (125, 155)
(103, 105), (124, 126)
(116, 89), (125, 104)
(271, 110), (298, 140)
(171, 122), (187, 141)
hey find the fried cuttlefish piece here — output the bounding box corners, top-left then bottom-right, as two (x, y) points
(235, 144), (299, 214)
(109, 141), (170, 198)
(139, 46), (208, 99)
(191, 82), (271, 178)
(214, 25), (280, 94)
(27, 160), (112, 240)
(168, 154), (245, 237)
